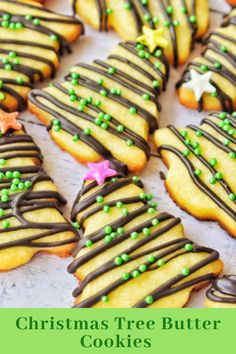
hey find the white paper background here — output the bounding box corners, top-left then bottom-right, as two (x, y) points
(0, 0), (234, 308)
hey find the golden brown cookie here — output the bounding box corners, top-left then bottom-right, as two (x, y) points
(0, 0), (83, 112)
(0, 109), (77, 271)
(177, 9), (236, 112)
(28, 38), (169, 173)
(71, 0), (209, 67)
(67, 161), (223, 308)
(154, 112), (236, 238)
(206, 275), (236, 308)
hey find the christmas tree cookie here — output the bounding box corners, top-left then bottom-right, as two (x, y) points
(154, 112), (236, 237)
(71, 0), (209, 67)
(0, 109), (77, 271)
(67, 161), (223, 308)
(28, 34), (169, 173)
(177, 9), (236, 112)
(0, 0), (83, 112)
(206, 275), (236, 308)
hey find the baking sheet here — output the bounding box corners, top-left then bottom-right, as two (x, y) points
(0, 0), (234, 308)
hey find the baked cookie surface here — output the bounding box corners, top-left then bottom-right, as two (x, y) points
(68, 161), (223, 308)
(206, 275), (236, 308)
(28, 38), (169, 173)
(177, 9), (236, 112)
(0, 109), (77, 271)
(71, 0), (209, 67)
(154, 112), (236, 238)
(0, 0), (83, 112)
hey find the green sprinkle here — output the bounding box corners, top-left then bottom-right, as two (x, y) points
(50, 34), (58, 41)
(139, 264), (147, 272)
(1, 20), (9, 28)
(2, 189), (8, 195)
(185, 243), (193, 251)
(0, 208), (5, 217)
(122, 208), (129, 216)
(131, 231), (138, 240)
(182, 267), (190, 276)
(95, 100), (102, 107)
(117, 125), (125, 133)
(181, 6), (187, 13)
(220, 45), (228, 53)
(96, 195), (104, 203)
(16, 76), (24, 84)
(210, 158), (217, 166)
(100, 89), (107, 97)
(181, 131), (188, 138)
(142, 227), (151, 236)
(0, 159), (6, 165)
(195, 130), (203, 137)
(122, 272), (130, 280)
(127, 139), (134, 147)
(129, 107), (137, 114)
(85, 240), (93, 247)
(104, 235), (112, 243)
(106, 8), (113, 15)
(10, 184), (17, 192)
(2, 220), (10, 229)
(139, 192), (146, 200)
(132, 176), (139, 183)
(148, 207), (155, 214)
(215, 172), (223, 180)
(114, 256), (122, 266)
(229, 193), (236, 201)
(24, 181), (32, 188)
(33, 18), (40, 26)
(25, 15), (33, 21)
(101, 295), (109, 303)
(152, 218), (159, 226)
(183, 149), (190, 157)
(194, 169), (202, 176)
(214, 62), (222, 69)
(166, 6), (173, 14)
(116, 201), (123, 208)
(0, 172), (4, 179)
(71, 72), (79, 79)
(229, 152), (236, 159)
(132, 270), (140, 278)
(1, 195), (8, 203)
(104, 225), (112, 234)
(103, 205), (110, 213)
(155, 49), (162, 57)
(200, 64), (208, 72)
(189, 15), (196, 23)
(73, 134), (80, 142)
(73, 222), (80, 229)
(148, 255), (156, 263)
(117, 227), (124, 235)
(145, 295), (154, 305)
(194, 148), (201, 156)
(84, 128), (91, 135)
(3, 14), (11, 21)
(97, 78), (104, 85)
(108, 67), (116, 74)
(5, 171), (13, 179)
(157, 258), (165, 267)
(124, 3), (132, 10)
(209, 176), (217, 185)
(12, 178), (20, 185)
(101, 122), (108, 130)
(121, 254), (129, 262)
(153, 80), (160, 88)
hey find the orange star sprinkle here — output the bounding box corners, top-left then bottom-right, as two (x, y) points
(0, 109), (22, 134)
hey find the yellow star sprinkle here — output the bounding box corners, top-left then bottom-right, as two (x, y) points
(136, 26), (168, 53)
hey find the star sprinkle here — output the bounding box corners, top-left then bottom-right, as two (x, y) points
(0, 109), (22, 134)
(84, 160), (117, 186)
(136, 26), (168, 53)
(183, 69), (216, 101)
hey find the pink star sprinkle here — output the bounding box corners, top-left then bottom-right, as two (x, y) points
(83, 160), (117, 185)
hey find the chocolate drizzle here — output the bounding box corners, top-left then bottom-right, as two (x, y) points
(177, 10), (236, 112)
(0, 0), (83, 112)
(207, 275), (236, 304)
(0, 126), (77, 252)
(68, 174), (220, 308)
(29, 39), (168, 173)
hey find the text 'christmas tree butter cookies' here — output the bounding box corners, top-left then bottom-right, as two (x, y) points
(206, 275), (236, 308)
(176, 9), (236, 112)
(71, 0), (209, 67)
(154, 112), (236, 237)
(0, 0), (83, 112)
(67, 161), (223, 308)
(0, 109), (77, 271)
(28, 37), (169, 173)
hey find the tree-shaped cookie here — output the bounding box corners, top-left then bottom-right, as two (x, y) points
(0, 109), (77, 271)
(0, 0), (83, 112)
(177, 9), (236, 112)
(28, 34), (169, 173)
(154, 112), (236, 237)
(71, 0), (209, 67)
(67, 161), (223, 308)
(206, 275), (236, 308)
